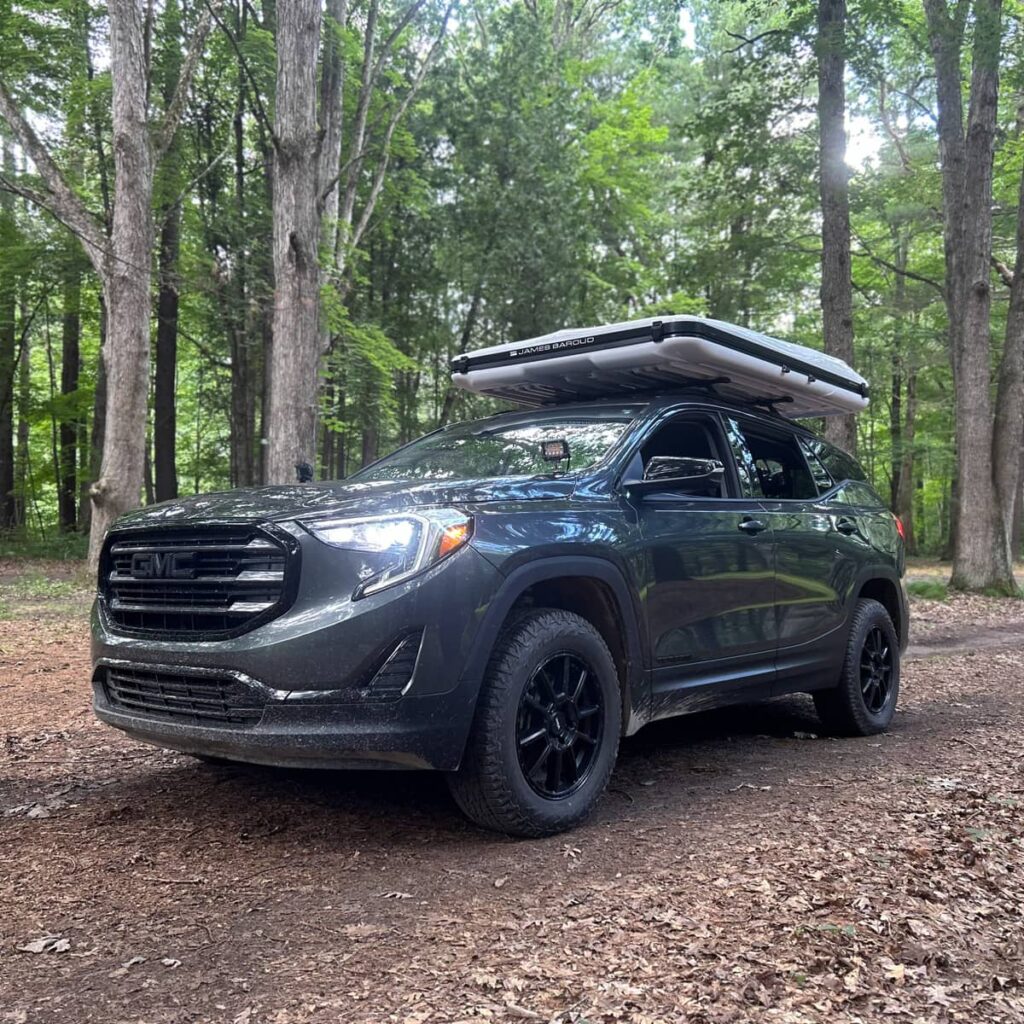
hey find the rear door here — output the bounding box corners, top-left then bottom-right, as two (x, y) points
(721, 416), (866, 692)
(627, 410), (777, 719)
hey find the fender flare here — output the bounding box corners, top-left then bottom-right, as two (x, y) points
(459, 555), (648, 734)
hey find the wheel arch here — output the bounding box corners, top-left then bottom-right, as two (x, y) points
(854, 571), (908, 651)
(460, 557), (647, 737)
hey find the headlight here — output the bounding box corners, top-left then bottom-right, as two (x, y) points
(303, 509), (473, 598)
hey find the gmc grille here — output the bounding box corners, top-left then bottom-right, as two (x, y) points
(102, 526), (295, 638)
(100, 665), (265, 727)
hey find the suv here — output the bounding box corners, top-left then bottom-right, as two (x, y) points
(92, 393), (908, 836)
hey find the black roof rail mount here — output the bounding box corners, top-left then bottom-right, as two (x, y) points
(748, 395), (796, 411)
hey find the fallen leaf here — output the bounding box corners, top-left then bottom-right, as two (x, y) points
(16, 936), (69, 954)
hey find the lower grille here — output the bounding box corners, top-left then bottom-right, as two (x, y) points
(101, 665), (266, 727)
(102, 525), (295, 639)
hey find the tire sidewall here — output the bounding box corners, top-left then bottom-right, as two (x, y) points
(845, 600), (900, 733)
(492, 614), (621, 833)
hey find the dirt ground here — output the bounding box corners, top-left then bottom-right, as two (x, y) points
(2, 561), (1024, 1024)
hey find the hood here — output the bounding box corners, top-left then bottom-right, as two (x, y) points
(112, 475), (579, 530)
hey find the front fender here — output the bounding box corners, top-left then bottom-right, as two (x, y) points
(457, 554), (648, 737)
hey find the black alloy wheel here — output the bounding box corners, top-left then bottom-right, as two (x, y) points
(516, 653), (604, 799)
(447, 608), (621, 837)
(814, 597), (900, 737)
(859, 625), (894, 714)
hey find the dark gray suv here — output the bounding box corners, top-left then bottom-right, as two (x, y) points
(92, 393), (908, 836)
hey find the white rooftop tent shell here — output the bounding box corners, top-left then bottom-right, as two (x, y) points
(450, 315), (869, 419)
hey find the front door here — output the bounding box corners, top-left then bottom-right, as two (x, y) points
(630, 411), (777, 720)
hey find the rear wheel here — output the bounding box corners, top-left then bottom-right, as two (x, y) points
(814, 598), (900, 736)
(448, 609), (621, 837)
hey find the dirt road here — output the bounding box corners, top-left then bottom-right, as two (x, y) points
(2, 570), (1023, 1023)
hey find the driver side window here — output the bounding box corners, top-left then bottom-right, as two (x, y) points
(638, 415), (728, 498)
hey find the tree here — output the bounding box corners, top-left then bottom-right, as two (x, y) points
(263, 0), (323, 485)
(992, 145), (1024, 576)
(923, 0), (1011, 592)
(817, 0), (856, 453)
(0, 1), (212, 566)
(0, 138), (15, 529)
(265, 0), (452, 484)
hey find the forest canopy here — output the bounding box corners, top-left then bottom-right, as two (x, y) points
(0, 0), (1022, 589)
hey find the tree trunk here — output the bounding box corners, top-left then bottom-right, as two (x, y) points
(924, 0), (1007, 591)
(895, 367), (917, 552)
(87, 0), (155, 567)
(438, 285), (483, 427)
(361, 423), (378, 468)
(890, 353), (902, 509)
(0, 140), (16, 530)
(991, 151), (1024, 584)
(153, 0), (184, 503)
(265, 0), (323, 485)
(14, 312), (29, 529)
(59, 259), (82, 531)
(229, 0), (257, 489)
(154, 208), (180, 501)
(816, 0), (856, 454)
(86, 298), (108, 533)
(1012, 440), (1024, 560)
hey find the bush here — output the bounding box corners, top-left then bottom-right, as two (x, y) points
(0, 533), (88, 561)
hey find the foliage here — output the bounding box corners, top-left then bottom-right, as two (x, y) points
(0, 0), (1022, 565)
(906, 580), (949, 601)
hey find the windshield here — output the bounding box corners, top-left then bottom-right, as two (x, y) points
(354, 416), (634, 483)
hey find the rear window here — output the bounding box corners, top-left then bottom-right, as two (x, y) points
(801, 436), (868, 484)
(798, 436), (884, 505)
(831, 480), (887, 508)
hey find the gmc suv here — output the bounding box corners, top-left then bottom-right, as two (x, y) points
(92, 393), (908, 836)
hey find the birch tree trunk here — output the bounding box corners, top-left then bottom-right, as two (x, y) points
(816, 0), (856, 454)
(265, 0), (323, 484)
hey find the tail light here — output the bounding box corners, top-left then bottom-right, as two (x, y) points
(893, 515), (906, 542)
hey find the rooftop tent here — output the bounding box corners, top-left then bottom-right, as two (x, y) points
(450, 315), (869, 419)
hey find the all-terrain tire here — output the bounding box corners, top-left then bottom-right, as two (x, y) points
(814, 598), (900, 737)
(447, 609), (621, 837)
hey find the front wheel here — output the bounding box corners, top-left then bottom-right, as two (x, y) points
(814, 598), (900, 736)
(447, 609), (621, 837)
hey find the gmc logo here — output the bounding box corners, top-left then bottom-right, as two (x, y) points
(130, 552), (196, 580)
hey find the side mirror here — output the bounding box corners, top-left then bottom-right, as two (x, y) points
(626, 456), (725, 496)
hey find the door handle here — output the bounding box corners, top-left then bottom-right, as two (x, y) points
(835, 517), (858, 535)
(738, 518), (767, 535)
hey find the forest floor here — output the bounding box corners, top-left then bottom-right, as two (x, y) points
(1, 560), (1023, 1024)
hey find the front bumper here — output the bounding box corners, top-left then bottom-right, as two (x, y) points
(91, 530), (504, 770)
(92, 663), (482, 769)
